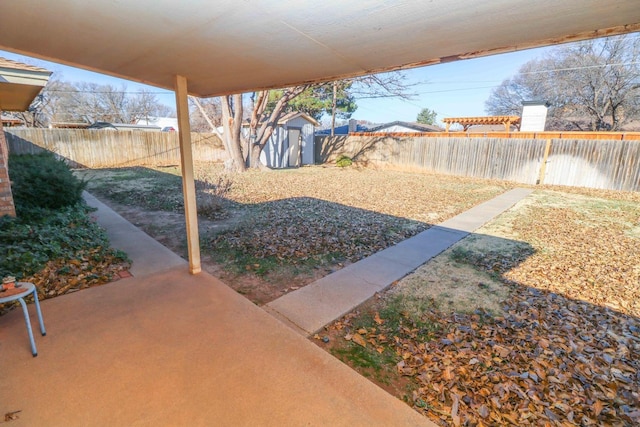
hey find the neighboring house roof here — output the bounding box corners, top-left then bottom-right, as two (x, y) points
(366, 121), (442, 133)
(136, 116), (180, 131)
(1, 113), (24, 126)
(50, 122), (91, 129)
(316, 123), (371, 135)
(87, 121), (162, 131)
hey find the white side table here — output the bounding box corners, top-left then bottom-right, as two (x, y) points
(0, 282), (46, 356)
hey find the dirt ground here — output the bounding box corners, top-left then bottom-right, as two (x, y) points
(91, 197), (338, 304)
(81, 165), (511, 304)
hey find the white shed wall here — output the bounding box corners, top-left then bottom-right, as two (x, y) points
(259, 116), (316, 168)
(287, 116), (315, 165)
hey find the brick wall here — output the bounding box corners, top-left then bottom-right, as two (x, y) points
(0, 120), (16, 217)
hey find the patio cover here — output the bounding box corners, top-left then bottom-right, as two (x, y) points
(1, 1), (639, 97)
(0, 58), (51, 217)
(0, 58), (51, 111)
(1, 0), (639, 272)
(443, 116), (522, 132)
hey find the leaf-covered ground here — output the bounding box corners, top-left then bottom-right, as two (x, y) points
(81, 165), (511, 303)
(0, 206), (130, 316)
(81, 165), (639, 423)
(320, 189), (640, 426)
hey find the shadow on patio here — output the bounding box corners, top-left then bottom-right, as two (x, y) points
(2, 187), (435, 425)
(1, 250), (431, 427)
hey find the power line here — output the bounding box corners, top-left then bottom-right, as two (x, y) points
(46, 89), (171, 95)
(518, 61), (640, 75)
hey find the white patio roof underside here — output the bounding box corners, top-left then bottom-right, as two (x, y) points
(1, 0), (639, 97)
(1, 0), (639, 274)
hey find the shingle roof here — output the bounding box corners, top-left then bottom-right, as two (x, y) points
(367, 121), (442, 132)
(0, 57), (51, 74)
(315, 123), (371, 135)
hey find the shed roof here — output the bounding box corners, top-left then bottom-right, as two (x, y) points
(1, 1), (638, 97)
(278, 112), (320, 127)
(241, 112), (320, 127)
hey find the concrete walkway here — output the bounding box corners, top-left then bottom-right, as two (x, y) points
(266, 188), (533, 336)
(83, 191), (187, 277)
(1, 193), (433, 426)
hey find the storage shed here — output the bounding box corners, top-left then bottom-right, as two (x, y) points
(256, 112), (319, 168)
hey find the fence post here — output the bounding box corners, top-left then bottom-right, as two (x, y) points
(536, 139), (552, 185)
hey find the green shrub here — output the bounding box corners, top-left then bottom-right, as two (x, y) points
(8, 153), (86, 215)
(336, 155), (353, 167)
(0, 204), (125, 280)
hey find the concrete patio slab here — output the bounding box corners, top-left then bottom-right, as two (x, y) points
(0, 267), (433, 426)
(266, 188), (534, 335)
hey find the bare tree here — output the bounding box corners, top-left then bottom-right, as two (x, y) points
(20, 79), (174, 127)
(218, 86), (309, 172)
(328, 71), (417, 134)
(486, 35), (640, 131)
(189, 97), (222, 132)
(349, 71), (417, 100)
(196, 71), (416, 171)
(13, 76), (77, 126)
(128, 89), (173, 124)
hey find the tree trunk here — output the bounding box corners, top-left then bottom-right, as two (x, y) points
(220, 95), (246, 172)
(331, 81), (337, 136)
(217, 86), (309, 171)
(251, 86), (308, 169)
(249, 144), (263, 169)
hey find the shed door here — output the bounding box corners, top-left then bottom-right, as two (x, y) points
(287, 128), (301, 167)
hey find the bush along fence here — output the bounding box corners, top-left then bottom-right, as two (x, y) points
(4, 128), (226, 168)
(315, 135), (640, 192)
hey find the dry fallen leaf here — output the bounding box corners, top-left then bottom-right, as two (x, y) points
(374, 312), (384, 325)
(351, 333), (367, 348)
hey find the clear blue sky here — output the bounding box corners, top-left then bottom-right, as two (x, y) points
(0, 45), (556, 125)
(352, 46), (556, 124)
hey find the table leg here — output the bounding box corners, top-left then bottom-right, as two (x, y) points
(32, 288), (46, 336)
(18, 297), (37, 357)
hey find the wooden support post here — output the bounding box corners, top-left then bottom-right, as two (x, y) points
(174, 75), (201, 274)
(537, 139), (552, 185)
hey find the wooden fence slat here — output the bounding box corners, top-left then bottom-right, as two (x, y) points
(5, 128), (225, 168)
(315, 135), (639, 191)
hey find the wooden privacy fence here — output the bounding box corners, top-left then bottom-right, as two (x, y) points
(315, 135), (640, 192)
(5, 129), (639, 191)
(4, 128), (226, 168)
